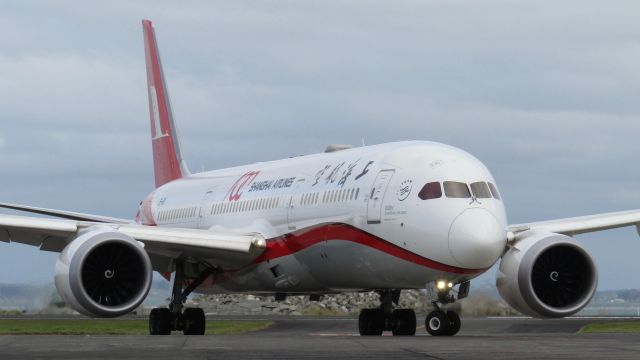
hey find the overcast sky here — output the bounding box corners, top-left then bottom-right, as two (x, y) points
(1, 1), (639, 291)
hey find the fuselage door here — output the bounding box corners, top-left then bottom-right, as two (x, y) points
(367, 169), (395, 224)
(287, 178), (306, 230)
(198, 186), (218, 226)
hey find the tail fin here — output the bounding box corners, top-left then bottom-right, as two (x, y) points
(142, 19), (190, 188)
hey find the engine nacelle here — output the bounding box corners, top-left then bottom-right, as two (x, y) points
(496, 232), (597, 318)
(54, 226), (152, 317)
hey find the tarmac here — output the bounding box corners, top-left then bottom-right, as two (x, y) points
(0, 316), (639, 359)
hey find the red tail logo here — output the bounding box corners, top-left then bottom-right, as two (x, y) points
(142, 19), (189, 188)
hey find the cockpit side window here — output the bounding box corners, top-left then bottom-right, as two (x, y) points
(470, 182), (492, 198)
(418, 182), (442, 200)
(443, 181), (471, 198)
(488, 182), (501, 200)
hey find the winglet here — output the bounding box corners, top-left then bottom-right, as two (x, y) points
(142, 19), (190, 188)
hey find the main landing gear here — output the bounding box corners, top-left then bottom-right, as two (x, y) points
(358, 290), (416, 336)
(149, 260), (215, 335)
(358, 281), (469, 337)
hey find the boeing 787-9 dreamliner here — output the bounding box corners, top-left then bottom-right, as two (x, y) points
(1, 20), (639, 336)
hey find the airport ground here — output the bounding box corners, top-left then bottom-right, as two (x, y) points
(0, 315), (639, 359)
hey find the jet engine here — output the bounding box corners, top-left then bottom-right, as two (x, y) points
(54, 226), (152, 317)
(496, 232), (597, 318)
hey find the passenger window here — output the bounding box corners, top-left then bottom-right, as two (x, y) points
(443, 181), (471, 198)
(488, 182), (501, 200)
(418, 182), (442, 200)
(470, 182), (492, 198)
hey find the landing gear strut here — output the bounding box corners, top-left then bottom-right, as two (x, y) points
(358, 290), (416, 336)
(149, 260), (215, 335)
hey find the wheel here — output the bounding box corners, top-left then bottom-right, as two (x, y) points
(183, 308), (206, 335)
(358, 309), (370, 335)
(425, 310), (450, 336)
(358, 308), (384, 336)
(149, 308), (172, 335)
(445, 310), (461, 336)
(391, 309), (416, 336)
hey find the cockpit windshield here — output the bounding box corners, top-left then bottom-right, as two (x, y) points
(418, 182), (442, 200)
(470, 182), (492, 198)
(488, 182), (501, 200)
(418, 181), (501, 201)
(443, 181), (471, 198)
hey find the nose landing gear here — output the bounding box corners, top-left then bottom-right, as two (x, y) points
(424, 280), (469, 336)
(425, 309), (460, 336)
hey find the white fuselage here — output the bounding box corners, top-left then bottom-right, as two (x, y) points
(137, 141), (508, 294)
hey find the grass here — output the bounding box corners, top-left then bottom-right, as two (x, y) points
(0, 310), (22, 316)
(0, 319), (272, 335)
(581, 321), (640, 333)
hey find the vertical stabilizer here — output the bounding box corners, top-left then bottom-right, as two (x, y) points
(142, 19), (190, 188)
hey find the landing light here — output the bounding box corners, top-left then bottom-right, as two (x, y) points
(436, 281), (454, 290)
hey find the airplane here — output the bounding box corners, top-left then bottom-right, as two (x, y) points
(1, 19), (639, 336)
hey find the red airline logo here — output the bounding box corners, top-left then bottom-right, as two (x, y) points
(227, 171), (260, 202)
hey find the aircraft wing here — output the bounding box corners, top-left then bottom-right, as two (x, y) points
(0, 202), (132, 224)
(0, 214), (266, 271)
(507, 209), (640, 237)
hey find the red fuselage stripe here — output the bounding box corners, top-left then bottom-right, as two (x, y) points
(251, 223), (484, 275)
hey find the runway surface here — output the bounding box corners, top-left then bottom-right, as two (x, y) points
(1, 316), (639, 359)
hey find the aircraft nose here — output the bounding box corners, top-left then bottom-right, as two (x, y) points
(448, 208), (506, 269)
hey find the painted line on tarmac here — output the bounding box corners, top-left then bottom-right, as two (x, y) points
(486, 316), (640, 320)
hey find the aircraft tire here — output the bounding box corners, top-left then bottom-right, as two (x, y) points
(183, 308), (206, 335)
(358, 308), (384, 336)
(425, 310), (450, 336)
(391, 309), (416, 336)
(149, 308), (172, 335)
(445, 310), (461, 336)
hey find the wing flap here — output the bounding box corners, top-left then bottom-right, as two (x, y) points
(115, 224), (264, 254)
(508, 209), (640, 237)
